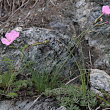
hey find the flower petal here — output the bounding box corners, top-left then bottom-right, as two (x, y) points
(11, 30), (19, 38)
(1, 38), (12, 45)
(2, 30), (20, 45)
(5, 33), (12, 40)
(5, 32), (16, 41)
(102, 5), (110, 15)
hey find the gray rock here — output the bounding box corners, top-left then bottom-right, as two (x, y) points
(0, 99), (68, 110)
(73, 0), (110, 73)
(0, 99), (59, 110)
(1, 0), (110, 109)
(0, 27), (80, 76)
(13, 27), (23, 32)
(0, 101), (12, 110)
(56, 106), (68, 110)
(90, 69), (110, 93)
(1, 0), (110, 75)
(94, 54), (110, 70)
(48, 0), (110, 74)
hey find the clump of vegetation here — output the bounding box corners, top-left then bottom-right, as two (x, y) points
(25, 61), (63, 93)
(32, 69), (62, 93)
(0, 57), (32, 98)
(45, 85), (110, 110)
(0, 57), (63, 98)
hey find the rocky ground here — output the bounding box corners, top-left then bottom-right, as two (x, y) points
(0, 0), (110, 109)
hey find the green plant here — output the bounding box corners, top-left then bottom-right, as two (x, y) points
(45, 85), (100, 110)
(27, 64), (63, 93)
(0, 39), (50, 97)
(0, 57), (16, 93)
(0, 57), (32, 98)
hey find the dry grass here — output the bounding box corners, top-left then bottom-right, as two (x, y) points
(0, 0), (73, 32)
(0, 0), (39, 29)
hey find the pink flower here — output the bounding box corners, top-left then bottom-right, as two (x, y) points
(102, 5), (110, 15)
(105, 21), (108, 23)
(1, 30), (19, 45)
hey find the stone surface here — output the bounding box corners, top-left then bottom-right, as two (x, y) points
(0, 27), (80, 77)
(56, 106), (68, 110)
(46, 0), (110, 74)
(75, 0), (110, 73)
(1, 0), (110, 75)
(90, 69), (110, 93)
(0, 99), (67, 110)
